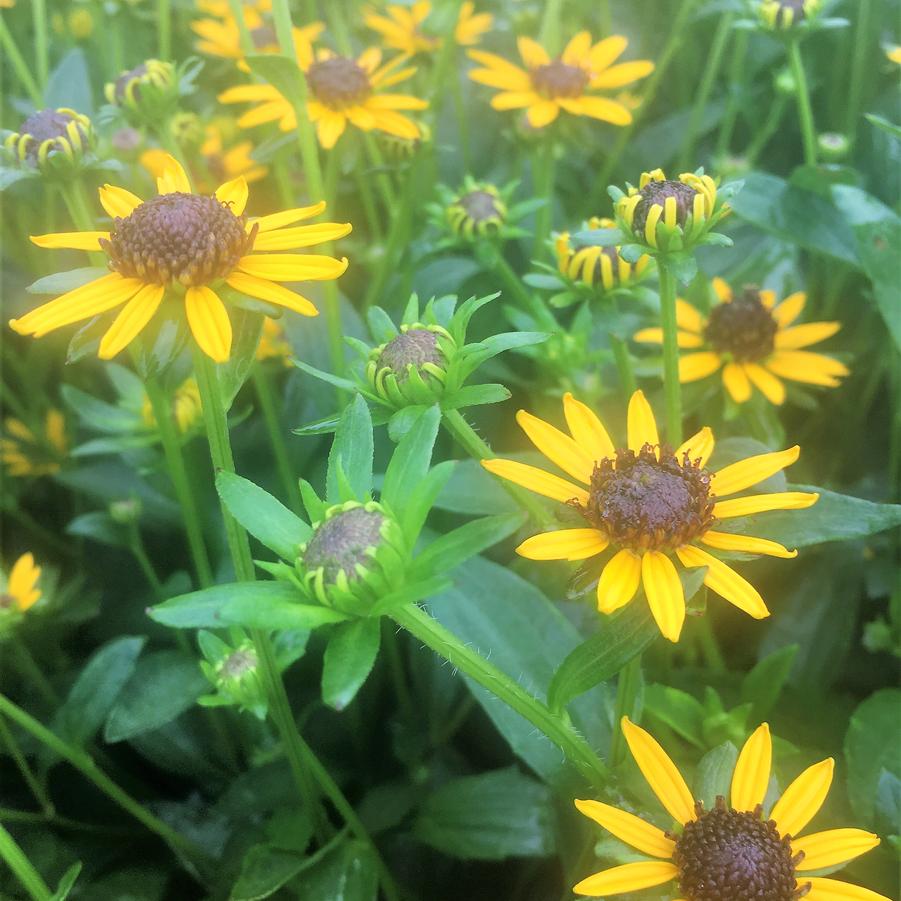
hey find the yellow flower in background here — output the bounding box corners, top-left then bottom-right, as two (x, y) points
(219, 38), (428, 149)
(1, 553), (42, 613)
(11, 154), (350, 363)
(574, 718), (886, 900)
(759, 0), (821, 30)
(455, 2), (493, 46)
(635, 279), (848, 405)
(468, 31), (653, 128)
(1, 410), (68, 477)
(256, 316), (292, 363)
(886, 44), (901, 65)
(482, 390), (817, 642)
(141, 379), (203, 434)
(555, 216), (650, 292)
(364, 1), (492, 54)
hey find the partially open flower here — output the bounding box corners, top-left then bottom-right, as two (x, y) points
(1, 410), (67, 478)
(366, 324), (453, 408)
(298, 501), (407, 612)
(141, 379), (202, 434)
(555, 217), (650, 293)
(447, 183), (507, 239)
(612, 168), (733, 254)
(573, 718), (886, 900)
(759, 0), (821, 30)
(198, 632), (267, 719)
(105, 60), (178, 124)
(4, 108), (93, 174)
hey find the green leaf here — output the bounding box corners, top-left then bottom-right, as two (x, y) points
(741, 645), (798, 721)
(844, 689), (901, 824)
(368, 576), (453, 617)
(246, 54), (303, 107)
(865, 112), (901, 140)
(27, 267), (107, 295)
(221, 593), (349, 631)
(645, 684), (707, 749)
(216, 471), (310, 561)
(381, 405), (440, 528)
(54, 636), (145, 746)
(327, 394), (373, 504)
(293, 359), (357, 393)
(45, 48), (93, 115)
(61, 384), (135, 432)
(217, 306), (264, 410)
(321, 618), (381, 711)
(50, 862), (82, 901)
(413, 768), (556, 860)
(291, 837), (378, 901)
(104, 651), (208, 742)
(66, 512), (130, 548)
(232, 844), (309, 901)
(443, 383), (511, 409)
(435, 458), (518, 515)
(693, 742), (739, 810)
(409, 512), (524, 580)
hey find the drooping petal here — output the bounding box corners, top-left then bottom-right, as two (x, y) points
(627, 389), (659, 452)
(713, 492), (819, 518)
(236, 253), (348, 282)
(563, 392), (615, 462)
(712, 446), (800, 496)
(516, 410), (596, 484)
(480, 459), (588, 505)
(641, 551), (685, 642)
(526, 99), (559, 128)
(700, 531), (797, 559)
(489, 90), (541, 109)
(765, 351), (849, 386)
(730, 723), (771, 812)
(675, 545), (770, 619)
(573, 861), (679, 897)
(516, 529), (608, 561)
(679, 352), (722, 382)
(597, 549), (642, 613)
(794, 829), (881, 872)
(214, 176), (249, 215)
(676, 426), (715, 468)
(31, 231), (109, 250)
(316, 109), (347, 148)
(99, 184), (143, 219)
(574, 799), (676, 858)
(770, 758), (834, 839)
(722, 362), (752, 403)
(467, 50), (532, 87)
(803, 877), (892, 901)
(744, 362), (786, 405)
(184, 285), (232, 362)
(621, 717), (697, 825)
(775, 321), (841, 350)
(561, 95), (632, 125)
(225, 272), (318, 316)
(98, 283), (166, 359)
(772, 291), (806, 327)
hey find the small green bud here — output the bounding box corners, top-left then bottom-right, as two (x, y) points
(109, 497), (142, 524)
(366, 324), (453, 409)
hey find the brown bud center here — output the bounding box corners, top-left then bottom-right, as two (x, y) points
(307, 57), (372, 109)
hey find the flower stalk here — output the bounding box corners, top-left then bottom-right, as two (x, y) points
(0, 18), (43, 106)
(658, 260), (683, 445)
(0, 821), (52, 901)
(787, 38), (818, 166)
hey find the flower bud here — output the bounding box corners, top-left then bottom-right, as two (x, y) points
(198, 633), (267, 719)
(105, 60), (178, 125)
(447, 183), (507, 239)
(817, 131), (851, 162)
(109, 497), (142, 524)
(758, 0), (821, 30)
(555, 217), (650, 293)
(4, 108), (94, 175)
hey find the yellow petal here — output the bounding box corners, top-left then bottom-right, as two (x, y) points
(731, 723), (771, 812)
(723, 362), (752, 403)
(803, 877), (892, 901)
(562, 30), (592, 65)
(772, 291), (806, 328)
(214, 175), (249, 215)
(590, 60), (655, 89)
(526, 99), (559, 128)
(562, 393), (615, 463)
(8, 552), (40, 610)
(770, 758), (834, 838)
(98, 283), (165, 359)
(627, 389), (659, 452)
(471, 65), (531, 91)
(480, 459), (588, 505)
(252, 221), (353, 251)
(794, 829), (881, 872)
(237, 253), (349, 282)
(711, 276), (733, 302)
(489, 89), (541, 109)
(574, 799), (676, 858)
(641, 551), (685, 642)
(562, 95), (632, 126)
(587, 35), (627, 72)
(676, 426), (715, 468)
(745, 362), (786, 405)
(225, 272), (318, 317)
(676, 299), (704, 332)
(766, 351), (849, 385)
(701, 531), (797, 559)
(676, 545), (770, 619)
(517, 35), (550, 67)
(573, 861), (679, 897)
(156, 155), (191, 194)
(253, 201), (327, 232)
(99, 184), (143, 219)
(184, 285), (232, 362)
(517, 528), (608, 561)
(679, 352), (722, 383)
(31, 231), (109, 250)
(621, 717), (697, 825)
(597, 549), (642, 613)
(516, 410), (596, 484)
(712, 446), (800, 496)
(713, 491), (819, 518)
(633, 327), (702, 348)
(775, 321), (841, 350)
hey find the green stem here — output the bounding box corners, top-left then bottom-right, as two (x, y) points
(745, 95), (788, 166)
(362, 134), (397, 213)
(0, 18), (43, 105)
(677, 13), (734, 170)
(450, 69), (471, 172)
(490, 253), (552, 322)
(10, 641), (58, 709)
(226, 0), (254, 54)
(142, 372), (214, 587)
(0, 693), (208, 865)
(715, 31), (749, 159)
(441, 408), (554, 527)
(127, 522), (165, 598)
(538, 0), (564, 52)
(353, 166), (384, 244)
(532, 138), (556, 258)
(32, 0), (48, 91)
(391, 604), (608, 787)
(788, 38), (817, 167)
(0, 716), (54, 816)
(695, 615), (726, 672)
(845, 0), (871, 136)
(608, 655), (642, 766)
(0, 822), (52, 901)
(252, 366), (303, 515)
(381, 620), (416, 722)
(609, 335), (637, 400)
(157, 0), (171, 59)
(657, 261), (683, 445)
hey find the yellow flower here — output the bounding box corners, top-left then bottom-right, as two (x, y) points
(635, 279), (848, 405)
(256, 316), (292, 363)
(1, 554), (42, 613)
(481, 390), (818, 642)
(10, 154), (351, 363)
(467, 31), (653, 129)
(556, 216), (650, 292)
(574, 718), (887, 900)
(886, 44), (901, 65)
(141, 379), (203, 433)
(219, 39), (428, 150)
(200, 121), (268, 185)
(1, 410), (68, 477)
(364, 1), (492, 54)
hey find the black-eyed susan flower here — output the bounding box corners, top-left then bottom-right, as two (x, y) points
(446, 181), (507, 239)
(104, 60), (178, 123)
(364, 1), (492, 54)
(10, 154), (350, 363)
(759, 0), (822, 30)
(218, 39), (428, 149)
(635, 279), (848, 405)
(51, 6), (94, 40)
(611, 167), (734, 254)
(573, 718), (887, 900)
(4, 108), (93, 173)
(256, 316), (292, 363)
(141, 379), (202, 434)
(1, 553), (42, 615)
(1, 410), (67, 477)
(481, 390), (817, 642)
(555, 216), (650, 294)
(467, 32), (653, 129)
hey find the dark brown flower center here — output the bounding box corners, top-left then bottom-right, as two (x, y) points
(457, 190), (503, 225)
(377, 329), (443, 382)
(531, 60), (589, 98)
(632, 179), (699, 233)
(303, 508), (385, 585)
(577, 444), (715, 552)
(673, 798), (807, 901)
(250, 25), (277, 49)
(18, 109), (86, 162)
(306, 57), (371, 109)
(704, 287), (778, 362)
(101, 192), (256, 286)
